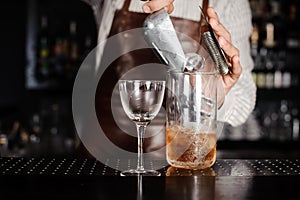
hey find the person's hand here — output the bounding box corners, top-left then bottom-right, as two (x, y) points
(207, 7), (242, 95)
(142, 0), (174, 14)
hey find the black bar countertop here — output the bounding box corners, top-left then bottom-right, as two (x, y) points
(1, 157), (300, 200)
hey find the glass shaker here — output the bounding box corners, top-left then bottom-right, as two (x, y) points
(166, 55), (219, 169)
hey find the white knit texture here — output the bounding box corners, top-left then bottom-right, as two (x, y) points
(215, 0), (256, 126)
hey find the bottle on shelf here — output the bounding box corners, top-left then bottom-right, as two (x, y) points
(251, 46), (293, 90)
(250, 23), (260, 58)
(69, 20), (79, 61)
(277, 100), (292, 141)
(285, 1), (300, 49)
(53, 36), (68, 82)
(35, 15), (51, 82)
(0, 122), (8, 157)
(273, 0), (286, 47)
(81, 35), (93, 60)
(259, 100), (299, 142)
(66, 20), (79, 81)
(263, 22), (276, 48)
(291, 106), (299, 141)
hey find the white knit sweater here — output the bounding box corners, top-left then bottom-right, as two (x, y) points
(84, 0), (257, 127)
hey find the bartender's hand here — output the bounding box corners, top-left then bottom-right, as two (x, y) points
(207, 7), (242, 95)
(142, 0), (175, 14)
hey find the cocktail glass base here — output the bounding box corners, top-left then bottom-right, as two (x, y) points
(120, 169), (161, 176)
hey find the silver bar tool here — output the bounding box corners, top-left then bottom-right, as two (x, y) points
(143, 9), (186, 71)
(199, 6), (231, 75)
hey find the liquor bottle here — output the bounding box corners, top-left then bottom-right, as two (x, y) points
(282, 71), (291, 88)
(69, 21), (78, 60)
(250, 23), (259, 58)
(292, 108), (299, 141)
(277, 100), (292, 141)
(262, 0), (286, 48)
(0, 121), (8, 157)
(35, 15), (51, 82)
(265, 72), (274, 89)
(263, 22), (276, 48)
(66, 20), (79, 81)
(285, 1), (300, 49)
(81, 35), (93, 60)
(53, 36), (67, 82)
(273, 69), (282, 88)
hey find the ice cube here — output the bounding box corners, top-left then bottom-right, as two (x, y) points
(184, 53), (205, 72)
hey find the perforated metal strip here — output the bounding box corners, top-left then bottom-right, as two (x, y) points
(0, 158), (299, 176)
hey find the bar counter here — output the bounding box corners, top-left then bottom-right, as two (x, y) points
(1, 157), (300, 200)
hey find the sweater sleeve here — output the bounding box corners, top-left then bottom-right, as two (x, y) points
(216, 0), (257, 127)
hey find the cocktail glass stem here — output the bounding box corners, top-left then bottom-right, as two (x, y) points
(135, 122), (149, 171)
